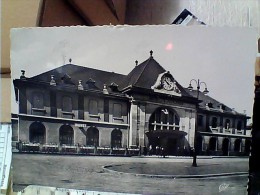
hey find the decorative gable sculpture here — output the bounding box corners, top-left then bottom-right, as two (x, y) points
(151, 71), (181, 96)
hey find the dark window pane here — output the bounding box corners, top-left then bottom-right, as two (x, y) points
(113, 103), (122, 118)
(29, 122), (45, 144)
(89, 100), (98, 115)
(62, 96), (72, 112)
(33, 92), (44, 108)
(111, 129), (122, 148)
(86, 127), (99, 146)
(211, 117), (218, 128)
(59, 125), (74, 145)
(198, 115), (203, 127)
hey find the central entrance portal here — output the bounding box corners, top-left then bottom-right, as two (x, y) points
(147, 107), (187, 156)
(146, 130), (186, 155)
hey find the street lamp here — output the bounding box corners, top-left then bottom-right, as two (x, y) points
(188, 79), (209, 167)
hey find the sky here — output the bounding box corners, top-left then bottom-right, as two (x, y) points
(10, 25), (257, 123)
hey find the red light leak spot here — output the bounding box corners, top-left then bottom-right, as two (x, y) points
(165, 43), (173, 51)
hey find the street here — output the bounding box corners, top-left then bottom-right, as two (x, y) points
(12, 154), (249, 195)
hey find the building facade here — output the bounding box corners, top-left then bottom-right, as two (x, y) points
(12, 51), (251, 156)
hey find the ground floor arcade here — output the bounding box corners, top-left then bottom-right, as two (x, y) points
(196, 133), (251, 156)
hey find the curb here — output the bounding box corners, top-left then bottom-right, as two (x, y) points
(102, 165), (248, 179)
(133, 156), (213, 159)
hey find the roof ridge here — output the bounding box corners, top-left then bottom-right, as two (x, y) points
(30, 63), (126, 80)
(66, 64), (126, 76)
(132, 57), (152, 86)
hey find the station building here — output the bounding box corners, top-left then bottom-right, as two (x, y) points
(12, 51), (251, 156)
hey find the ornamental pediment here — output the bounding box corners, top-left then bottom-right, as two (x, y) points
(151, 71), (182, 96)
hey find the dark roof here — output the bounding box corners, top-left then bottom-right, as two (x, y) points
(29, 64), (127, 92)
(122, 57), (192, 97)
(185, 89), (246, 116)
(19, 55), (193, 99)
(123, 57), (166, 89)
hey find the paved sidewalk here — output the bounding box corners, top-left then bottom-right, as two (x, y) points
(103, 157), (248, 178)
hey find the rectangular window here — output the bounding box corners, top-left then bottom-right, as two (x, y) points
(198, 115), (203, 127)
(113, 103), (122, 118)
(32, 92), (46, 116)
(89, 100), (98, 115)
(62, 96), (72, 112)
(33, 92), (44, 108)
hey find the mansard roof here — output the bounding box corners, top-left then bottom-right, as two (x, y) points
(186, 89), (248, 117)
(29, 64), (127, 92)
(22, 53), (192, 98)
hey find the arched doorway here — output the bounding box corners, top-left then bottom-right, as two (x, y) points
(244, 139), (251, 155)
(29, 122), (46, 144)
(59, 125), (74, 145)
(146, 107), (186, 155)
(196, 135), (203, 154)
(222, 138), (229, 156)
(86, 127), (99, 146)
(111, 129), (122, 148)
(209, 137), (217, 151)
(234, 139), (241, 152)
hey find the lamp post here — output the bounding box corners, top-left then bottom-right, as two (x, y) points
(188, 79), (209, 167)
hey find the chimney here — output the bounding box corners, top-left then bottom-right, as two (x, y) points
(50, 75), (56, 86)
(20, 70), (26, 79)
(78, 80), (83, 90)
(103, 84), (109, 94)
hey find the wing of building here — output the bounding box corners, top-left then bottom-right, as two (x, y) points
(12, 51), (251, 156)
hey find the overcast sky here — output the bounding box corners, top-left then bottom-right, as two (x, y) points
(10, 25), (257, 122)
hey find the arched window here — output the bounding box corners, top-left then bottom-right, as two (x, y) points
(32, 92), (44, 108)
(209, 137), (217, 151)
(237, 121), (242, 130)
(59, 125), (74, 145)
(149, 108), (180, 131)
(86, 127), (99, 146)
(29, 122), (46, 144)
(111, 129), (122, 148)
(234, 139), (241, 152)
(211, 117), (218, 128)
(224, 119), (230, 129)
(62, 96), (72, 112)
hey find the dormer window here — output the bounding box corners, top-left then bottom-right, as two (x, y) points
(86, 78), (98, 89)
(219, 104), (226, 111)
(208, 103), (213, 108)
(61, 74), (74, 85)
(109, 82), (119, 92)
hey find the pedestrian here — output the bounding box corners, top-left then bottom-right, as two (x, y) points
(155, 146), (160, 156)
(161, 147), (166, 158)
(149, 145), (152, 156)
(143, 146), (147, 155)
